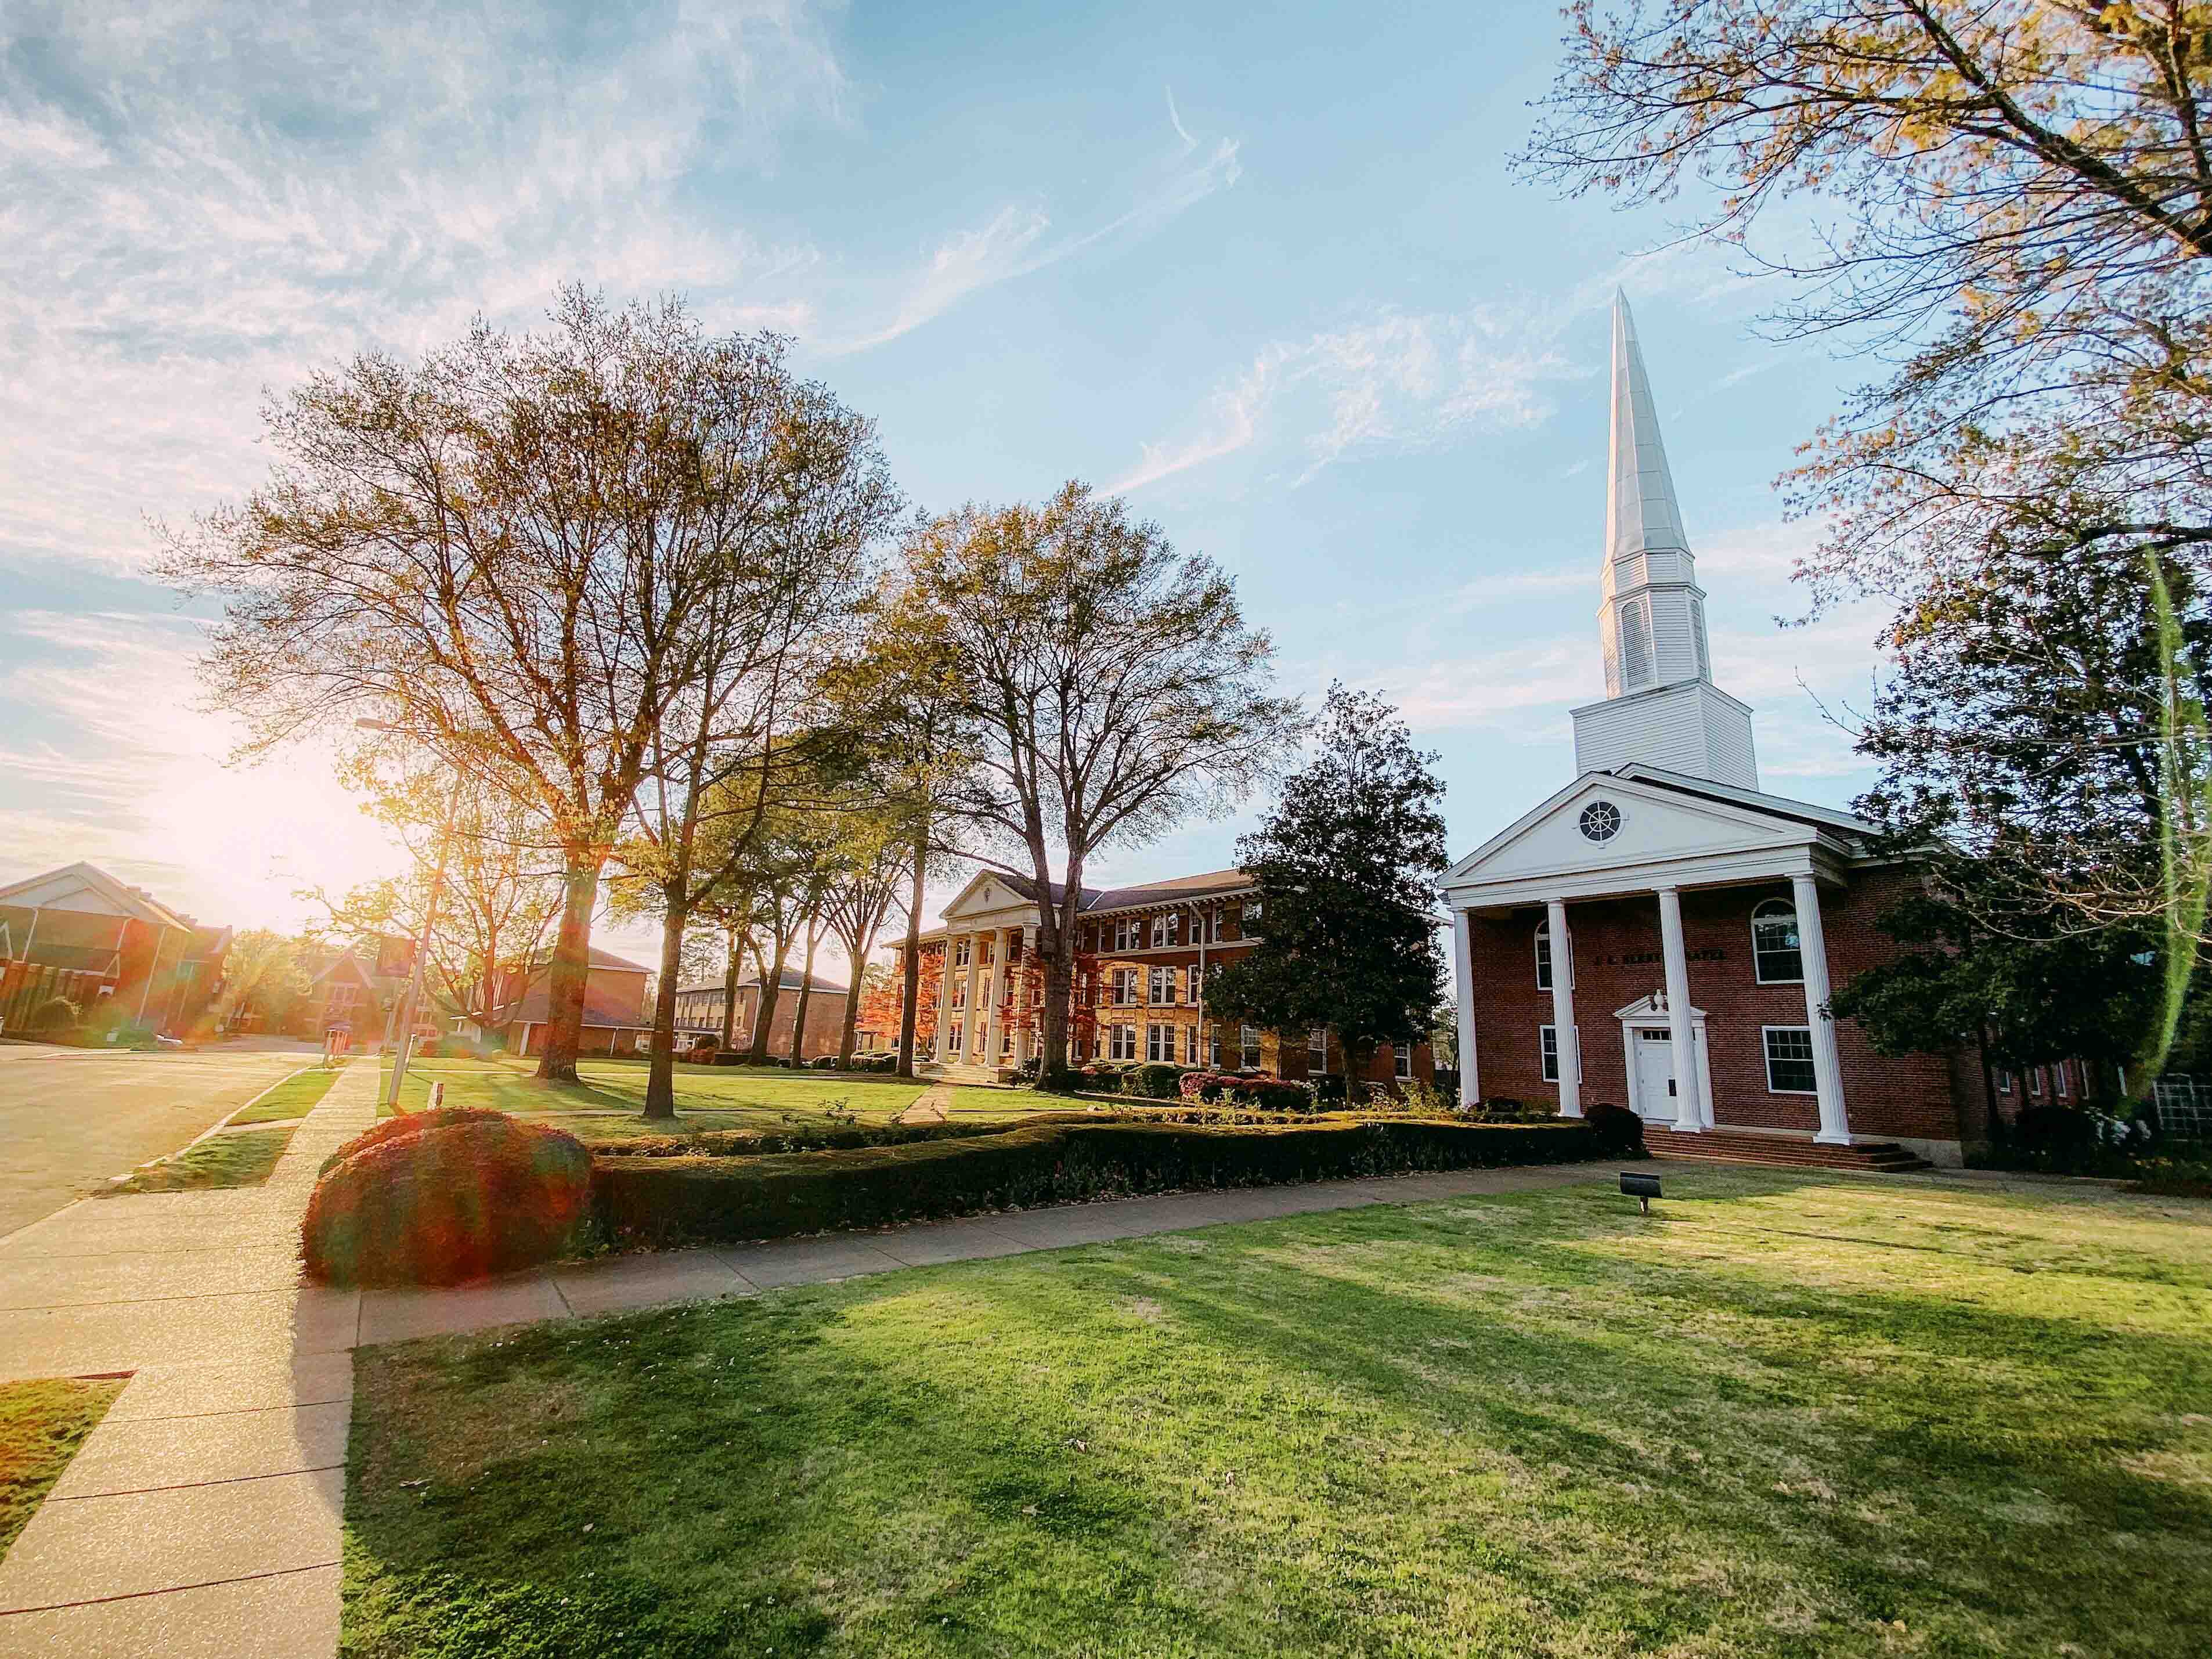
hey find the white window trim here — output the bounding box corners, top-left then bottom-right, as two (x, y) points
(1535, 918), (1571, 990)
(1750, 898), (1806, 986)
(1760, 1024), (1819, 1095)
(1540, 1023), (1559, 1083)
(1394, 1044), (1412, 1080)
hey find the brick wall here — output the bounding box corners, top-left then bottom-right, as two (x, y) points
(1466, 865), (1969, 1143)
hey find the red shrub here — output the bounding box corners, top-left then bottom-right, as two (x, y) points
(303, 1115), (591, 1286)
(316, 1106), (513, 1177)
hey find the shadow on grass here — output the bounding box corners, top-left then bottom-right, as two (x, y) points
(341, 1171), (2212, 1658)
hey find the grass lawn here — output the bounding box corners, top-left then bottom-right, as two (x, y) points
(377, 1058), (934, 1142)
(0, 1377), (125, 1560)
(229, 1062), (348, 1124)
(344, 1170), (2212, 1657)
(99, 1126), (295, 1195)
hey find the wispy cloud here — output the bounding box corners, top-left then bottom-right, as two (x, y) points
(818, 122), (1242, 355)
(0, 2), (849, 574)
(1109, 302), (1573, 494)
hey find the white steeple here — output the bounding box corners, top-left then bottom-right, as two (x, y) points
(1572, 292), (1760, 788)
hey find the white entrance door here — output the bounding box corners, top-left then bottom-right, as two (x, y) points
(1633, 1027), (1677, 1120)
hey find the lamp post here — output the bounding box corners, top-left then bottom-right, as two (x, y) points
(356, 720), (464, 1115)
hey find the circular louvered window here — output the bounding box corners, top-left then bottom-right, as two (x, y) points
(1579, 800), (1623, 843)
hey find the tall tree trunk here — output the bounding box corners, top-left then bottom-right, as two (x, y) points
(788, 911), (821, 1066)
(1035, 849), (1085, 1081)
(720, 929), (742, 1048)
(644, 881), (686, 1120)
(839, 971), (864, 1067)
(748, 933), (793, 1064)
(537, 854), (600, 1083)
(1342, 1040), (1372, 1106)
(896, 816), (928, 1079)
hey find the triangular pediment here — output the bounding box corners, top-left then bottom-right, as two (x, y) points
(1445, 772), (1821, 890)
(1613, 991), (1706, 1022)
(939, 870), (1040, 925)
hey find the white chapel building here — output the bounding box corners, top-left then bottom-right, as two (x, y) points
(1441, 294), (2001, 1168)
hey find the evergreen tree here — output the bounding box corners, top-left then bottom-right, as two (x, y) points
(1203, 685), (1447, 1102)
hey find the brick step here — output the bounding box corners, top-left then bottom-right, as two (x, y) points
(1646, 1131), (1929, 1174)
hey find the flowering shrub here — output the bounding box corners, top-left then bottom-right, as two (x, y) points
(303, 1113), (592, 1286)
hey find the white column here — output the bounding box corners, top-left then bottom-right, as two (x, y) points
(1656, 886), (1704, 1134)
(933, 936), (959, 1062)
(964, 934), (986, 1059)
(1545, 898), (1581, 1118)
(983, 927), (1008, 1068)
(1451, 907), (1479, 1108)
(1793, 873), (1853, 1145)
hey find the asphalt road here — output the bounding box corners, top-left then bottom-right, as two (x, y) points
(0, 1041), (318, 1239)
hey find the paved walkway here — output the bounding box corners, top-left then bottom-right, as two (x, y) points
(0, 1063), (377, 1658)
(894, 1082), (955, 1124)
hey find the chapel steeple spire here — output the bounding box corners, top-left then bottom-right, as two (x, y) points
(1572, 292), (1761, 788)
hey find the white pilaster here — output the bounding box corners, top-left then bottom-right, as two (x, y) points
(933, 937), (959, 1062)
(1545, 898), (1581, 1118)
(1451, 908), (1479, 1107)
(1656, 886), (1704, 1134)
(1793, 873), (1852, 1144)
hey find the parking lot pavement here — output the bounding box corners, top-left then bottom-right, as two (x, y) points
(0, 1045), (314, 1239)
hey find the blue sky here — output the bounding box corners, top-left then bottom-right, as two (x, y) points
(0, 2), (1888, 971)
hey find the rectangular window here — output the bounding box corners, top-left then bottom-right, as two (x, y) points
(1540, 1025), (1558, 1083)
(1109, 1023), (1136, 1061)
(1147, 1023), (1171, 1062)
(948, 1020), (964, 1053)
(1185, 1026), (1201, 1065)
(1149, 966), (1174, 1005)
(1996, 1070), (2013, 1095)
(2055, 1061), (2072, 1098)
(1001, 1025), (1013, 1055)
(1308, 1027), (1327, 1073)
(1535, 926), (1552, 990)
(1208, 1027), (1222, 1067)
(1763, 1026), (1818, 1094)
(1111, 968), (1138, 1007)
(1395, 1044), (1412, 1080)
(1188, 963), (1204, 1005)
(1240, 1026), (1262, 1070)
(950, 981), (966, 1009)
(953, 939), (972, 968)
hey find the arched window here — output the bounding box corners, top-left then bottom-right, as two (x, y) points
(1751, 899), (1803, 984)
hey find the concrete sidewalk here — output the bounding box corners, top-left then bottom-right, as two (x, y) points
(0, 1063), (377, 1658)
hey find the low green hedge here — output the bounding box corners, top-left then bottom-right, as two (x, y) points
(591, 1119), (1602, 1246)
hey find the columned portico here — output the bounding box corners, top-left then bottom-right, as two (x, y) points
(1794, 872), (1852, 1144)
(1544, 897), (1582, 1117)
(964, 936), (986, 1061)
(1655, 885), (1704, 1133)
(983, 926), (1009, 1070)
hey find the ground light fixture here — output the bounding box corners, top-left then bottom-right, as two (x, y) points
(1619, 1170), (1661, 1214)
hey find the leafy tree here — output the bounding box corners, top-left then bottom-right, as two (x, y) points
(820, 817), (910, 1066)
(907, 482), (1303, 1080)
(210, 929), (316, 1034)
(1202, 685), (1448, 1102)
(160, 288), (886, 1082)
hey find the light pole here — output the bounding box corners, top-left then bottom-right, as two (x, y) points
(357, 720), (464, 1115)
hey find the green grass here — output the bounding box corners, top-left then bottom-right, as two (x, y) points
(1, 1377), (125, 1560)
(343, 1170), (2212, 1657)
(377, 1056), (930, 1139)
(99, 1127), (295, 1195)
(229, 1062), (348, 1124)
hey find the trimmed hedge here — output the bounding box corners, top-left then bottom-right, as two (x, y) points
(591, 1118), (1603, 1246)
(304, 1115), (591, 1286)
(1177, 1070), (1316, 1112)
(316, 1106), (514, 1177)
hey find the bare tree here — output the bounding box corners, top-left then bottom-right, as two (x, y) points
(159, 288), (882, 1081)
(820, 817), (911, 1066)
(907, 482), (1304, 1079)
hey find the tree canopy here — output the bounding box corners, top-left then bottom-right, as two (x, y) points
(1203, 685), (1448, 1101)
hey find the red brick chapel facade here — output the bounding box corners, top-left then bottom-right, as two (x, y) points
(1442, 294), (2004, 1165)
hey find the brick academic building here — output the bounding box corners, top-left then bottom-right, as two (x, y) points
(1440, 294), (2066, 1168)
(868, 868), (1433, 1089)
